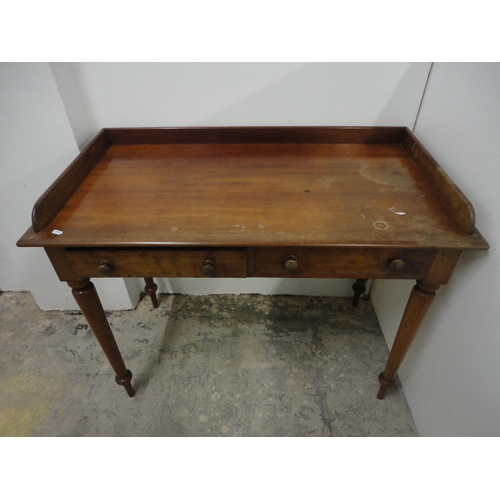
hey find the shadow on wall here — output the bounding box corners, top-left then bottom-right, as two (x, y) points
(194, 62), (431, 127)
(374, 62), (432, 128)
(68, 62), (430, 129)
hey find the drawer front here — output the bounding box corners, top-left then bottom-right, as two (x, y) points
(249, 247), (436, 279)
(64, 248), (247, 278)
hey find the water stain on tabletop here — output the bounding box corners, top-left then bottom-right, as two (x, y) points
(359, 162), (414, 188)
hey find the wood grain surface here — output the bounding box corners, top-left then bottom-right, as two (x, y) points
(18, 140), (489, 250)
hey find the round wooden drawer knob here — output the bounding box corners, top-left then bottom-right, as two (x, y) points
(202, 260), (216, 276)
(389, 259), (405, 271)
(97, 260), (114, 275)
(284, 255), (299, 271)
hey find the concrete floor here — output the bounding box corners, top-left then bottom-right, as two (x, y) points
(0, 290), (417, 436)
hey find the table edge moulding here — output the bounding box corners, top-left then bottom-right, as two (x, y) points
(17, 127), (490, 400)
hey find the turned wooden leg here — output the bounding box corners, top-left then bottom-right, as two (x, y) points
(377, 281), (440, 399)
(144, 277), (159, 308)
(69, 279), (135, 397)
(352, 279), (368, 307)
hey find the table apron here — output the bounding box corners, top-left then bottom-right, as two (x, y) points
(47, 247), (437, 281)
(248, 247), (436, 279)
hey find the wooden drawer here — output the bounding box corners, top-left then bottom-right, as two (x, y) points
(63, 248), (247, 278)
(249, 247), (437, 279)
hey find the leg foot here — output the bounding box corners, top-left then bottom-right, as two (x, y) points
(115, 369), (135, 397)
(352, 279), (368, 307)
(144, 277), (159, 308)
(377, 281), (439, 399)
(377, 372), (396, 399)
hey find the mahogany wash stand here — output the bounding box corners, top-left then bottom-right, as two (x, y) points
(17, 127), (489, 399)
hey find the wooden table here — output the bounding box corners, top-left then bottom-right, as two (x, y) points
(17, 127), (489, 399)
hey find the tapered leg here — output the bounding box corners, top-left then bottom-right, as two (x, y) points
(377, 281), (439, 399)
(69, 279), (135, 397)
(144, 277), (159, 308)
(352, 279), (368, 307)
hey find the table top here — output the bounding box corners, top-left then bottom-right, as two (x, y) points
(17, 127), (489, 251)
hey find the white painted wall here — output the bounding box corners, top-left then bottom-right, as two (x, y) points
(49, 63), (98, 150)
(371, 63), (500, 436)
(74, 62), (429, 128)
(1, 62), (431, 307)
(0, 63), (140, 310)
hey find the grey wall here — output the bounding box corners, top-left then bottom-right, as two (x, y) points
(371, 63), (500, 436)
